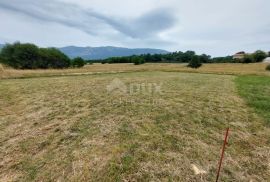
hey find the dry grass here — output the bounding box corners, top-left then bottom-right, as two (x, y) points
(1, 63), (270, 79)
(1, 72), (269, 181)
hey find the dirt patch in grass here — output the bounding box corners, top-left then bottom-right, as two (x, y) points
(0, 72), (269, 181)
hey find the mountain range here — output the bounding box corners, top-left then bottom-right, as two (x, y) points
(58, 46), (169, 60)
(0, 44), (169, 60)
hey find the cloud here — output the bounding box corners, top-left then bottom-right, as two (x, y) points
(0, 0), (176, 39)
(132, 8), (177, 38)
(0, 0), (269, 56)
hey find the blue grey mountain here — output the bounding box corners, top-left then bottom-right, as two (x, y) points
(0, 44), (169, 60)
(58, 46), (169, 60)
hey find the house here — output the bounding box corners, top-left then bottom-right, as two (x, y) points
(263, 57), (270, 63)
(233, 51), (245, 60)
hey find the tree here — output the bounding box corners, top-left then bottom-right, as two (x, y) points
(182, 51), (196, 62)
(152, 54), (162, 62)
(243, 55), (253, 63)
(188, 55), (202, 68)
(253, 50), (267, 62)
(199, 54), (211, 63)
(0, 42), (39, 69)
(132, 57), (145, 65)
(72, 57), (85, 68)
(211, 56), (233, 63)
(39, 48), (71, 68)
(0, 43), (71, 69)
(145, 53), (152, 62)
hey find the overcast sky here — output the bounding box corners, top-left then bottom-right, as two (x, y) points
(0, 0), (269, 56)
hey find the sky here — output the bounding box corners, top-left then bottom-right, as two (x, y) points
(0, 0), (269, 57)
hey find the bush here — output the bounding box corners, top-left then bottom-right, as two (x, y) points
(1, 42), (40, 69)
(253, 50), (267, 62)
(0, 42), (71, 69)
(266, 64), (270, 71)
(133, 59), (140, 65)
(199, 54), (211, 63)
(211, 56), (234, 63)
(188, 55), (202, 68)
(243, 55), (253, 63)
(39, 48), (71, 69)
(71, 57), (85, 68)
(133, 57), (145, 65)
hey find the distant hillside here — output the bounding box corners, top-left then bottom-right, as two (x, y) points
(59, 46), (169, 60)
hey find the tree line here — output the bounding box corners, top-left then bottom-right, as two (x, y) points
(0, 42), (268, 69)
(0, 42), (85, 69)
(99, 50), (268, 66)
(100, 51), (214, 65)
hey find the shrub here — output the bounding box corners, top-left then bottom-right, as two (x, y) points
(71, 57), (85, 68)
(211, 56), (234, 63)
(39, 48), (70, 68)
(243, 55), (253, 63)
(133, 59), (140, 65)
(199, 54), (211, 63)
(132, 57), (145, 65)
(1, 42), (40, 69)
(253, 50), (267, 62)
(188, 55), (202, 68)
(266, 64), (270, 71)
(134, 59), (142, 65)
(0, 42), (71, 69)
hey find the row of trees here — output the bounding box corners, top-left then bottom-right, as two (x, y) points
(211, 56), (234, 63)
(99, 50), (269, 65)
(101, 51), (213, 65)
(101, 56), (146, 65)
(100, 50), (268, 67)
(1, 42), (268, 69)
(0, 42), (85, 69)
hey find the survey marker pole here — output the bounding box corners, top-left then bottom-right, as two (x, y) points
(216, 128), (230, 182)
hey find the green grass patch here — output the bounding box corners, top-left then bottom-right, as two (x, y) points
(235, 75), (270, 124)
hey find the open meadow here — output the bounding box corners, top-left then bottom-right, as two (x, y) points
(0, 63), (270, 181)
(1, 63), (270, 79)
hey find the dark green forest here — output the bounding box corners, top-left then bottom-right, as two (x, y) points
(99, 51), (233, 65)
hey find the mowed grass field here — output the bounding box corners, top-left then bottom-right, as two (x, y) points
(0, 64), (270, 181)
(1, 63), (270, 79)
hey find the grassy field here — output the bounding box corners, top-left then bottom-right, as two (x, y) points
(1, 63), (270, 79)
(1, 69), (270, 181)
(236, 76), (270, 124)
